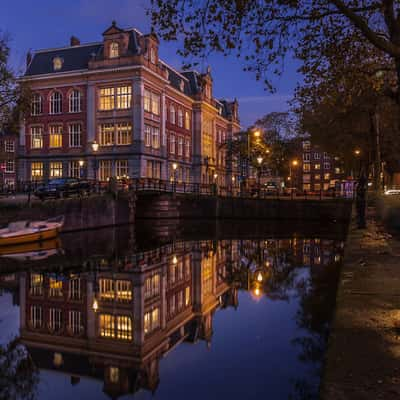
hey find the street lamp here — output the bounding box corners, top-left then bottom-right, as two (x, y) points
(172, 163), (178, 192)
(91, 141), (99, 183)
(78, 160), (85, 178)
(289, 159), (299, 188)
(257, 156), (263, 198)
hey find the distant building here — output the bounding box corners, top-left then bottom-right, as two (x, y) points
(294, 140), (344, 192)
(0, 131), (18, 190)
(19, 22), (241, 187)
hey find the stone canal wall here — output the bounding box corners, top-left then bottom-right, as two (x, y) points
(0, 192), (352, 232)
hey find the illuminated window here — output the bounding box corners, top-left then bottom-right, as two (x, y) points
(116, 280), (132, 302)
(178, 109), (183, 127)
(31, 93), (42, 116)
(116, 86), (132, 109)
(49, 125), (62, 148)
(30, 273), (43, 296)
(169, 295), (176, 316)
(169, 134), (175, 154)
(115, 160), (129, 178)
(145, 125), (151, 147)
(49, 91), (62, 114)
(99, 123), (114, 146)
(109, 367), (119, 384)
(99, 279), (114, 301)
(69, 123), (82, 147)
(144, 89), (151, 112)
(185, 139), (190, 158)
(30, 126), (43, 149)
(144, 307), (160, 335)
(144, 274), (160, 299)
(170, 105), (176, 124)
(99, 87), (115, 110)
(69, 90), (82, 113)
(146, 160), (162, 179)
(5, 160), (14, 173)
(109, 42), (119, 58)
(303, 174), (310, 183)
(5, 140), (14, 153)
(177, 290), (183, 310)
(202, 258), (213, 296)
(99, 160), (112, 181)
(68, 310), (83, 335)
(49, 277), (63, 297)
(185, 286), (191, 306)
(49, 308), (62, 332)
(335, 167), (341, 174)
(315, 174), (320, 180)
(303, 183), (311, 191)
(314, 164), (321, 170)
(314, 183), (321, 191)
(116, 122), (132, 145)
(116, 315), (132, 340)
(324, 173), (330, 180)
(185, 111), (190, 130)
(69, 277), (81, 300)
(152, 126), (160, 149)
(169, 263), (176, 285)
(151, 93), (160, 115)
(178, 136), (183, 156)
(30, 305), (42, 328)
(68, 161), (80, 178)
(50, 162), (63, 178)
(99, 314), (115, 338)
(53, 57), (63, 71)
(324, 183), (330, 191)
(31, 162), (43, 180)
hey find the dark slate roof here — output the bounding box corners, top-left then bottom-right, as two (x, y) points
(25, 43), (103, 76)
(165, 65), (192, 96)
(181, 71), (201, 95)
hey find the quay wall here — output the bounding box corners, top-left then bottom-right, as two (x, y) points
(0, 193), (352, 232)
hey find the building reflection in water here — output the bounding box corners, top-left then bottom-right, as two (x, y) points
(17, 237), (344, 399)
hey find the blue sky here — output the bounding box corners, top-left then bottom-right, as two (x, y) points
(1, 0), (301, 127)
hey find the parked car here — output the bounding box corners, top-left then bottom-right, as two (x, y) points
(34, 178), (92, 200)
(384, 189), (400, 196)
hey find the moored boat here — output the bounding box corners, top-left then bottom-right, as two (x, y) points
(0, 216), (64, 246)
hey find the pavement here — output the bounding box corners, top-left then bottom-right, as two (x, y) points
(321, 206), (400, 399)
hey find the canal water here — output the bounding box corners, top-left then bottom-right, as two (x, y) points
(0, 223), (346, 400)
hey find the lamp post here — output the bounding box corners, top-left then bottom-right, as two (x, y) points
(257, 156), (263, 198)
(91, 141), (99, 192)
(172, 162), (178, 192)
(78, 160), (85, 178)
(289, 159), (298, 194)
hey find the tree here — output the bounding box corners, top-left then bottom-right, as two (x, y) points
(150, 1), (400, 102)
(0, 32), (29, 132)
(294, 27), (400, 186)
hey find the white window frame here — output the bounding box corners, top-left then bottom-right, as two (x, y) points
(69, 90), (82, 113)
(4, 140), (14, 153)
(30, 126), (43, 149)
(5, 160), (15, 173)
(49, 91), (62, 114)
(109, 42), (119, 58)
(69, 123), (82, 148)
(31, 93), (43, 116)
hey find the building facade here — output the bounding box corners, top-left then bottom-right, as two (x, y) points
(19, 22), (241, 186)
(0, 131), (18, 190)
(294, 140), (344, 192)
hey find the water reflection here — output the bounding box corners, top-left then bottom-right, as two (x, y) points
(0, 234), (345, 400)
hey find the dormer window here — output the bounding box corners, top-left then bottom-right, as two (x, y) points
(180, 80), (184, 92)
(109, 42), (119, 58)
(53, 57), (63, 71)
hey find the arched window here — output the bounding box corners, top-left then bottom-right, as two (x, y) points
(185, 111), (190, 130)
(109, 42), (119, 58)
(49, 91), (62, 115)
(69, 90), (82, 113)
(178, 109), (183, 128)
(31, 93), (42, 116)
(170, 105), (176, 124)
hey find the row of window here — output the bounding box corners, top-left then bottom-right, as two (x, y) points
(169, 134), (191, 157)
(98, 122), (132, 146)
(99, 279), (132, 302)
(31, 90), (82, 116)
(30, 306), (83, 335)
(2, 160), (15, 173)
(30, 124), (82, 149)
(303, 173), (331, 182)
(303, 183), (332, 191)
(99, 86), (132, 111)
(303, 152), (330, 161)
(168, 104), (191, 129)
(168, 286), (191, 318)
(303, 162), (331, 172)
(30, 275), (82, 300)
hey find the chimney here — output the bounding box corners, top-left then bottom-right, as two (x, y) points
(26, 51), (32, 67)
(70, 36), (80, 46)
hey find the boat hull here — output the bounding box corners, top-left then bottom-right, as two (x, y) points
(0, 228), (59, 246)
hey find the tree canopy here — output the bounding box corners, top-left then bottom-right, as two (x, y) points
(150, 0), (400, 101)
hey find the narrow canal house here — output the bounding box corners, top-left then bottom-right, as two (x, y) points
(19, 240), (238, 397)
(0, 130), (18, 190)
(18, 22), (241, 186)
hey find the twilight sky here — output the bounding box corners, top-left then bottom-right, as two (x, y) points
(1, 0), (301, 127)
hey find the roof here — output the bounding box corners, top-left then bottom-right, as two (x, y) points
(25, 43), (103, 76)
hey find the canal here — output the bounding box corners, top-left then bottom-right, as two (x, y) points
(0, 221), (347, 400)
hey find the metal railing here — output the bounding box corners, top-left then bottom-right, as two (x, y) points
(0, 178), (347, 200)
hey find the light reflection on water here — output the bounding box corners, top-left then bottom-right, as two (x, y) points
(0, 230), (345, 400)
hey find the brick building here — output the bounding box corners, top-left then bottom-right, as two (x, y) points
(19, 22), (241, 186)
(0, 131), (18, 190)
(293, 140), (344, 192)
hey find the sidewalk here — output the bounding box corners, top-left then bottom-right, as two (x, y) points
(321, 206), (400, 399)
